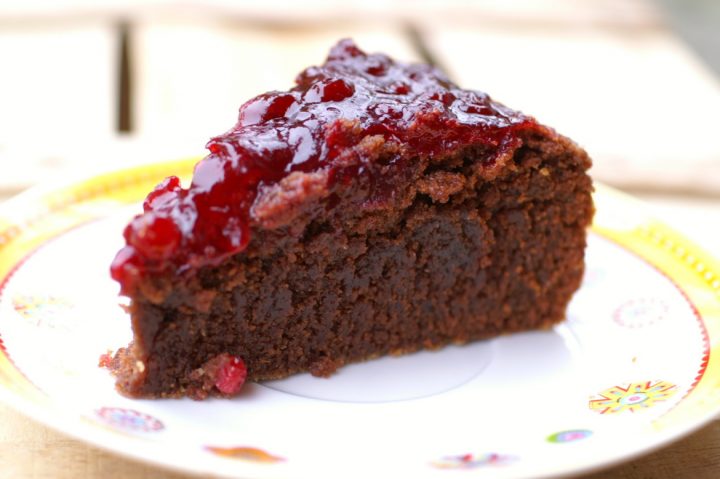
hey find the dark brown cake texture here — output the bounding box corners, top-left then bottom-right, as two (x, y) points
(109, 39), (593, 399)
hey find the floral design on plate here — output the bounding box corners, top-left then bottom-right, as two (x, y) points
(547, 429), (593, 443)
(613, 298), (669, 328)
(95, 407), (164, 432)
(204, 446), (285, 463)
(12, 294), (74, 329)
(431, 453), (517, 469)
(589, 380), (678, 414)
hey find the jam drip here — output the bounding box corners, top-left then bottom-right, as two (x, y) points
(111, 39), (539, 294)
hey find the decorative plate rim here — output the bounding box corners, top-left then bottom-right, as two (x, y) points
(0, 161), (719, 479)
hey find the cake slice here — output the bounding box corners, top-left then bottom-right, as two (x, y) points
(109, 39), (593, 399)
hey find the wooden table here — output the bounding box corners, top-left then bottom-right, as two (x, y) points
(1, 1), (719, 477)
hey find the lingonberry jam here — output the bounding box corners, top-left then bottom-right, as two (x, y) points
(214, 355), (247, 395)
(111, 39), (540, 294)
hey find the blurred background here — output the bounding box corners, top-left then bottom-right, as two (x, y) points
(0, 0), (718, 224)
(0, 0), (718, 195)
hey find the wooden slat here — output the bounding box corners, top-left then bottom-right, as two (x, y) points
(132, 20), (420, 149)
(422, 24), (720, 194)
(0, 22), (117, 139)
(0, 21), (118, 192)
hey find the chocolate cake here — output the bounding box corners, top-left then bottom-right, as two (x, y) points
(109, 39), (593, 399)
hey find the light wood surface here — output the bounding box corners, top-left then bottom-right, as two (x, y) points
(1, 0), (719, 477)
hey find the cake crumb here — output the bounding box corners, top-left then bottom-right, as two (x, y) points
(416, 171), (466, 203)
(98, 351), (113, 369)
(136, 360), (146, 373)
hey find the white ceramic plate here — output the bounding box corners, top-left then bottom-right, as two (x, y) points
(1, 161), (719, 479)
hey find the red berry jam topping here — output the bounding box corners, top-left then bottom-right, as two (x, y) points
(215, 355), (247, 396)
(111, 39), (541, 294)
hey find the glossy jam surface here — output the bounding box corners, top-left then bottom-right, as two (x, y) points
(111, 39), (539, 293)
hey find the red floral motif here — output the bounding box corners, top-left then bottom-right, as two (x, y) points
(613, 298), (669, 328)
(589, 380), (678, 414)
(431, 452), (517, 469)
